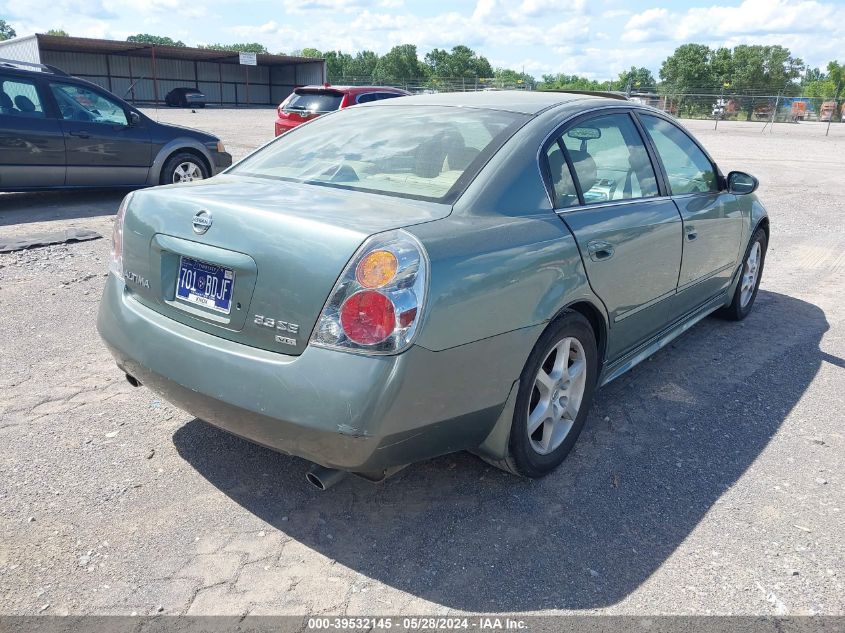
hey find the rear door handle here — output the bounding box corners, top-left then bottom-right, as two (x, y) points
(685, 225), (698, 241)
(587, 240), (615, 261)
(69, 131), (90, 138)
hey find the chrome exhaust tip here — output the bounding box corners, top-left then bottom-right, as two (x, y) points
(305, 465), (348, 491)
(125, 373), (142, 388)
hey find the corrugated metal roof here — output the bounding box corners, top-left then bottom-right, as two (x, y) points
(34, 34), (324, 66)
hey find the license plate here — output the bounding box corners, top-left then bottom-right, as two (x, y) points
(176, 257), (235, 314)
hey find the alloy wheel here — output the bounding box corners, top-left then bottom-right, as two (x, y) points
(172, 162), (204, 183)
(740, 241), (761, 308)
(527, 336), (587, 455)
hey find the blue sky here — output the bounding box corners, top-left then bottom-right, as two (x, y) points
(2, 0), (843, 79)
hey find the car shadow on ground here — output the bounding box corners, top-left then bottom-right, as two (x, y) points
(0, 189), (132, 227)
(173, 290), (829, 612)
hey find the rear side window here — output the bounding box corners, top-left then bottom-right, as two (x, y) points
(376, 92), (404, 101)
(286, 90), (343, 113)
(232, 105), (528, 202)
(0, 78), (45, 118)
(356, 93), (380, 104)
(560, 113), (659, 204)
(639, 114), (719, 194)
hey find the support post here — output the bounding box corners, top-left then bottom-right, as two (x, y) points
(151, 45), (159, 107)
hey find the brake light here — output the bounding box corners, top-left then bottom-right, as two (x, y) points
(277, 94), (293, 118)
(311, 230), (428, 354)
(109, 193), (132, 278)
(340, 291), (396, 345)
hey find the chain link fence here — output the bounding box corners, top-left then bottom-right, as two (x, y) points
(627, 91), (844, 125)
(327, 76), (533, 92)
(327, 76), (844, 130)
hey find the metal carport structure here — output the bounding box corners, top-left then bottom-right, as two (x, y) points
(0, 34), (326, 107)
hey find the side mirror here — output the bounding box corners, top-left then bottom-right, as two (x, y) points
(128, 111), (141, 127)
(727, 171), (758, 195)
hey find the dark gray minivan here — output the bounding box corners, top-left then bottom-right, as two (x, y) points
(0, 58), (232, 191)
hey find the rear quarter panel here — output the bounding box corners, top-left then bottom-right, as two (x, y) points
(407, 103), (609, 354)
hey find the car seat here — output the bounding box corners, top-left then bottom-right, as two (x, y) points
(13, 95), (39, 116)
(568, 148), (597, 194)
(0, 91), (15, 114)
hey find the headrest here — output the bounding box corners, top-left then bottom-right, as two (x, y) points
(14, 95), (35, 112)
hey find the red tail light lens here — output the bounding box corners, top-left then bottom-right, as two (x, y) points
(340, 291), (396, 345)
(311, 229), (428, 355)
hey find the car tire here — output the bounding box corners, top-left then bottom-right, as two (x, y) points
(160, 152), (209, 185)
(716, 227), (767, 321)
(493, 311), (599, 478)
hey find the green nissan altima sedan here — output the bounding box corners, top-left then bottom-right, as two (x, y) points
(97, 91), (769, 489)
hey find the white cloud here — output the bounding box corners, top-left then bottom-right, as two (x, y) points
(620, 0), (845, 69)
(601, 9), (630, 19)
(623, 0), (844, 44)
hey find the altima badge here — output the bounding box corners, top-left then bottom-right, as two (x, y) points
(192, 210), (213, 234)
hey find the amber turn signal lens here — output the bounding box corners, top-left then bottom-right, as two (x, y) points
(355, 250), (398, 288)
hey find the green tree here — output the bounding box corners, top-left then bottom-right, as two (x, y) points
(126, 34), (185, 47)
(347, 51), (379, 80)
(374, 44), (427, 83)
(537, 74), (608, 91)
(424, 45), (493, 80)
(659, 43), (715, 95)
(616, 66), (656, 92)
(729, 45), (804, 118)
(0, 19), (16, 41)
(824, 60), (845, 101)
(299, 47), (322, 58)
(46, 29), (69, 37)
(198, 43), (269, 54)
(493, 67), (535, 88)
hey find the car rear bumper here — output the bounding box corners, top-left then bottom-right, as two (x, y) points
(274, 118), (302, 136)
(97, 276), (536, 472)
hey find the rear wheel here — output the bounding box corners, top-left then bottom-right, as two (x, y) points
(161, 152), (209, 185)
(496, 311), (599, 478)
(716, 227), (767, 321)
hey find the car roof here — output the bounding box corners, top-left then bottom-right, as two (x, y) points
(362, 90), (611, 115)
(296, 85), (409, 95)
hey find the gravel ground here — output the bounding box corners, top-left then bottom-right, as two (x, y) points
(0, 112), (843, 616)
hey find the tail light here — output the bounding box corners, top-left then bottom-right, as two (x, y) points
(109, 193), (132, 278)
(277, 94), (293, 118)
(311, 230), (429, 355)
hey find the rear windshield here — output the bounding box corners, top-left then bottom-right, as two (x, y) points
(285, 90), (343, 113)
(231, 105), (528, 202)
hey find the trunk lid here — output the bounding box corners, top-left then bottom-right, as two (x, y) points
(121, 174), (450, 355)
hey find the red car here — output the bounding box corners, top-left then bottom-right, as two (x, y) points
(274, 84), (410, 136)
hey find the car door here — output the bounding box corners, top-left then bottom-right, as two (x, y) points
(543, 111), (684, 361)
(47, 81), (152, 186)
(0, 74), (66, 189)
(636, 113), (743, 313)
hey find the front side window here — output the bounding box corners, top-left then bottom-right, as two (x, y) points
(639, 114), (719, 194)
(0, 78), (45, 118)
(561, 113), (659, 204)
(50, 83), (128, 126)
(231, 105), (528, 201)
